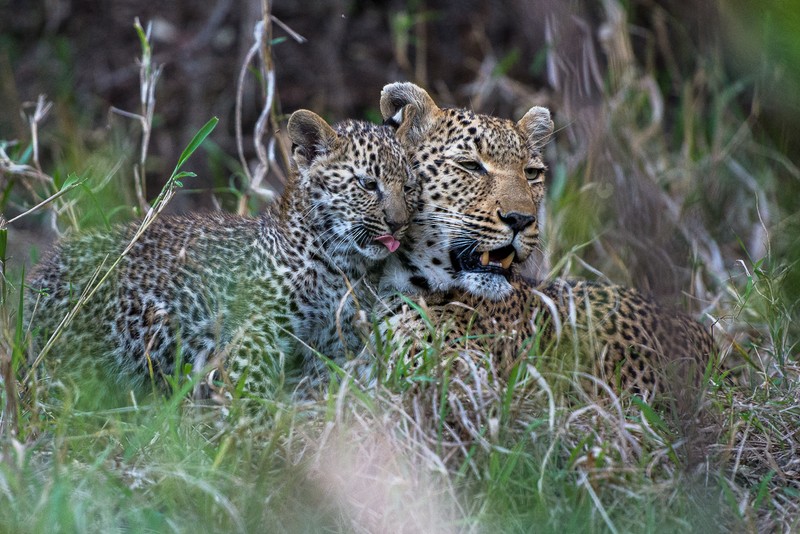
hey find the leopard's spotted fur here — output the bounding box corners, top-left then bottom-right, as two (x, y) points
(387, 277), (715, 400)
(378, 83), (551, 301)
(375, 83), (715, 398)
(26, 110), (417, 397)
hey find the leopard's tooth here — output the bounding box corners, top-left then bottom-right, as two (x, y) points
(500, 251), (515, 270)
(480, 251), (490, 266)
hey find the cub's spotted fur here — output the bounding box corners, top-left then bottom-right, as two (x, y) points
(376, 82), (714, 398)
(26, 111), (416, 396)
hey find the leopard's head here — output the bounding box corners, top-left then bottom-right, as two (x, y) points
(379, 82), (553, 300)
(288, 110), (418, 262)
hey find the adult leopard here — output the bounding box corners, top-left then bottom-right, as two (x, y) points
(376, 82), (715, 399)
(26, 110), (417, 398)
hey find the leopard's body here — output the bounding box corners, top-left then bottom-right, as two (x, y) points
(376, 83), (715, 397)
(389, 277), (714, 398)
(26, 111), (416, 396)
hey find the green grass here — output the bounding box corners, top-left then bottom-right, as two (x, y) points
(2, 5), (800, 534)
(0, 342), (747, 533)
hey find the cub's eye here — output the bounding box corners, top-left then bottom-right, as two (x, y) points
(358, 176), (379, 192)
(403, 182), (417, 194)
(525, 167), (544, 181)
(458, 160), (483, 172)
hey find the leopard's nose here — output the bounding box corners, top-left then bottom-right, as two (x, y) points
(498, 210), (536, 232)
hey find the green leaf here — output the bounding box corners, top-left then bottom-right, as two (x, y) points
(720, 478), (742, 518)
(631, 395), (668, 432)
(171, 171), (197, 189)
(783, 486), (800, 498)
(0, 226), (7, 304)
(0, 226), (7, 264)
(174, 117), (219, 174)
(18, 143), (33, 165)
(60, 172), (85, 191)
(134, 19), (151, 58)
(171, 171), (196, 184)
(1, 179), (15, 210)
(549, 162), (568, 202)
(79, 181), (111, 230)
(493, 48), (520, 77)
(753, 470), (776, 511)
(742, 275), (755, 302)
(14, 266), (25, 371)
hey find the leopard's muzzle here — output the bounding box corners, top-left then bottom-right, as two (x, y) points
(449, 243), (519, 277)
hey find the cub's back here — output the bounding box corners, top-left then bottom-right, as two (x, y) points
(25, 212), (264, 377)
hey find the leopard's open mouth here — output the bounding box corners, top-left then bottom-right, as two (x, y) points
(449, 244), (517, 276)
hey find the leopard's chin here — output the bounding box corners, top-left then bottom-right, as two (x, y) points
(359, 242), (394, 261)
(352, 230), (402, 261)
(458, 271), (514, 301)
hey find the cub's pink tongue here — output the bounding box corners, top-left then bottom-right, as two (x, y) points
(374, 235), (401, 253)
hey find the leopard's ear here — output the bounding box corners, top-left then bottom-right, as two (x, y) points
(517, 106), (554, 150)
(380, 82), (439, 147)
(287, 110), (338, 168)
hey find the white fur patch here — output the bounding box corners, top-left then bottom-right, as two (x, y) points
(460, 272), (514, 301)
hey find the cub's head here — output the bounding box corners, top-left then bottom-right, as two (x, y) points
(287, 110), (419, 262)
(379, 82), (553, 299)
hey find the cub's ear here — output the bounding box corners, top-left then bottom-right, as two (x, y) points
(287, 110), (338, 168)
(517, 106), (554, 150)
(380, 82), (439, 147)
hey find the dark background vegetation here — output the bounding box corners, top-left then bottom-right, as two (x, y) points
(1, 0), (799, 306)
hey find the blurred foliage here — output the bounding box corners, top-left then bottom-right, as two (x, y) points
(723, 0), (800, 307)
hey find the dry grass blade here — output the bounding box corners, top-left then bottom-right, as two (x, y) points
(23, 256), (108, 383)
(27, 95), (52, 174)
(4, 180), (84, 227)
(234, 2), (302, 214)
(109, 18), (163, 214)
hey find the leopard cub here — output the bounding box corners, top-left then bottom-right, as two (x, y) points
(26, 110), (417, 398)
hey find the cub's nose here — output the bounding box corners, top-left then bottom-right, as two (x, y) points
(498, 210), (536, 233)
(386, 218), (406, 234)
(385, 201), (409, 235)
